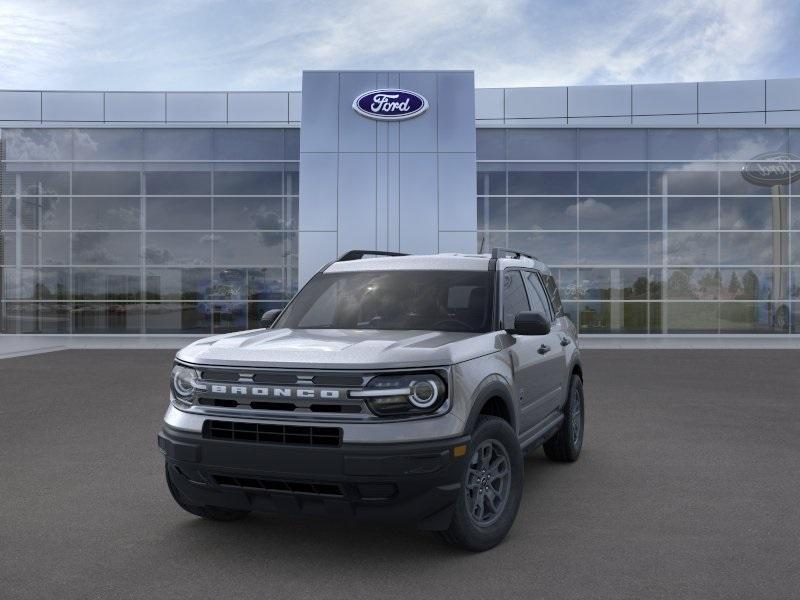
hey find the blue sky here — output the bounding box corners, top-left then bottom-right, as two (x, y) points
(0, 0), (798, 90)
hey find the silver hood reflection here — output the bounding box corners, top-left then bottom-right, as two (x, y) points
(176, 328), (500, 369)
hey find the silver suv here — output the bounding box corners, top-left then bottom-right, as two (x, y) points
(158, 248), (584, 551)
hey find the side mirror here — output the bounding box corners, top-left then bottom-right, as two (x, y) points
(509, 311), (550, 336)
(260, 309), (282, 329)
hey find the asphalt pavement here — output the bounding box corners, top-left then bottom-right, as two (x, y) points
(1, 348), (799, 600)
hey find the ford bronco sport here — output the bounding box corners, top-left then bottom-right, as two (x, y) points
(158, 248), (584, 551)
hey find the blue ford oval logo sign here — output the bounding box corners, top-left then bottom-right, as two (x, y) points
(742, 152), (800, 186)
(353, 89), (428, 121)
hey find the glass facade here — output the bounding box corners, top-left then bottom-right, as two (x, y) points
(478, 128), (800, 335)
(0, 128), (299, 334)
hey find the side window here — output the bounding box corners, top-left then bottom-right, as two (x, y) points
(523, 271), (551, 319)
(502, 270), (530, 328)
(544, 274), (564, 316)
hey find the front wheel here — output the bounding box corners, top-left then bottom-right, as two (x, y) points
(437, 416), (523, 552)
(543, 374), (584, 462)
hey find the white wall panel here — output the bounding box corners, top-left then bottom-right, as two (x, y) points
(289, 92), (302, 122)
(438, 153), (477, 231)
(42, 92), (103, 121)
(166, 92), (226, 122)
(437, 71), (476, 152)
(0, 91), (41, 121)
(505, 86), (567, 119)
(698, 112), (765, 126)
(399, 153), (438, 254)
(766, 78), (800, 111)
(299, 231), (338, 285)
(568, 85), (630, 117)
(398, 72), (438, 152)
(105, 92), (165, 122)
(475, 88), (504, 120)
(698, 80), (764, 113)
(632, 82), (696, 115)
(228, 92), (288, 122)
(439, 231), (477, 253)
(300, 72), (339, 152)
(338, 72), (377, 152)
(338, 153), (377, 252)
(299, 153), (338, 231)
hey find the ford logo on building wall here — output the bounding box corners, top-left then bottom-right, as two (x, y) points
(741, 152), (800, 186)
(353, 89), (428, 121)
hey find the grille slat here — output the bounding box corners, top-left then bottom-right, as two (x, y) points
(212, 474), (343, 497)
(204, 420), (342, 447)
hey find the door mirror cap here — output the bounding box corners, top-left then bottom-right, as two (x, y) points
(509, 311), (550, 336)
(260, 309), (282, 329)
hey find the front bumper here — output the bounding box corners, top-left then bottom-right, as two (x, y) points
(158, 424), (471, 530)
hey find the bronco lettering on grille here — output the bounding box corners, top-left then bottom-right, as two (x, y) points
(202, 384), (341, 400)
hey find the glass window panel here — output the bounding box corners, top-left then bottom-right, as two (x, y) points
(144, 303), (211, 334)
(210, 268), (247, 301)
(477, 197), (506, 230)
(649, 268), (663, 300)
(213, 197), (284, 230)
(650, 232), (664, 266)
(477, 129), (506, 160)
(549, 268), (578, 302)
(37, 267), (70, 300)
(579, 233), (648, 265)
(667, 232), (719, 265)
(720, 302), (789, 334)
(145, 197), (211, 230)
(2, 267), (24, 299)
(247, 268), (286, 300)
(72, 197), (141, 230)
(792, 269), (800, 300)
(20, 196), (70, 230)
(507, 232), (577, 265)
(285, 164), (299, 196)
(143, 129), (213, 160)
(3, 129), (73, 160)
(720, 197), (787, 230)
(285, 129), (300, 160)
(720, 267), (787, 301)
(576, 268), (648, 300)
(720, 232), (775, 265)
(579, 171), (647, 195)
(73, 129), (143, 160)
(477, 231), (507, 254)
(145, 232), (212, 266)
(17, 232), (70, 265)
(649, 197), (663, 230)
(793, 303), (800, 334)
(6, 267), (69, 300)
(18, 172), (70, 195)
(2, 302), (70, 333)
(718, 129), (788, 160)
(793, 233), (800, 264)
(560, 300), (578, 325)
(1, 198), (16, 229)
(214, 169), (283, 195)
(285, 197), (298, 230)
(649, 169), (717, 195)
(508, 169), (576, 195)
(508, 129), (576, 160)
(667, 197), (718, 230)
(666, 268), (720, 300)
(72, 268), (141, 300)
(648, 129), (717, 161)
(501, 270), (530, 327)
(578, 197), (647, 230)
(72, 303), (142, 333)
(214, 129), (285, 160)
(72, 171), (140, 195)
(144, 171), (211, 195)
(477, 165), (506, 195)
(792, 198), (800, 229)
(145, 268), (211, 300)
(720, 170), (778, 196)
(521, 271), (550, 318)
(579, 129), (646, 160)
(649, 301), (662, 333)
(212, 302), (248, 333)
(213, 232), (287, 265)
(1, 232), (15, 264)
(72, 232), (140, 265)
(507, 197), (576, 230)
(578, 302), (647, 334)
(664, 302), (719, 333)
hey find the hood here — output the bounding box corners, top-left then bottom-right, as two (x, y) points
(176, 328), (500, 370)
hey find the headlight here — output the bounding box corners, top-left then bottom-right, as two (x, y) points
(171, 364), (200, 407)
(351, 373), (447, 417)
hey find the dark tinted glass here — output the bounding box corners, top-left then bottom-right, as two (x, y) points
(72, 171), (140, 195)
(276, 270), (493, 333)
(72, 197), (141, 230)
(145, 172), (211, 195)
(477, 129), (506, 160)
(145, 197), (211, 230)
(501, 270), (530, 328)
(522, 271), (550, 317)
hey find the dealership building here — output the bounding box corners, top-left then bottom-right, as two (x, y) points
(1, 70), (799, 338)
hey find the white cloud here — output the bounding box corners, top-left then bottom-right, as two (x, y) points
(0, 0), (795, 90)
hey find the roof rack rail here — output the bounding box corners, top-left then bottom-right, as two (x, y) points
(491, 247), (538, 261)
(337, 250), (409, 262)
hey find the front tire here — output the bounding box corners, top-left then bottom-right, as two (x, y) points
(543, 374), (584, 462)
(165, 464), (250, 522)
(437, 416), (523, 552)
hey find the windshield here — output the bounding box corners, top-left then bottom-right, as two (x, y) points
(275, 270), (492, 333)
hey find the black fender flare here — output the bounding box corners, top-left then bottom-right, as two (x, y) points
(463, 375), (517, 434)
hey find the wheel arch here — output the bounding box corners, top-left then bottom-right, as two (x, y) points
(464, 379), (517, 434)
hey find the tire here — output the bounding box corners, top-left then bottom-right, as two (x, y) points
(437, 416), (524, 552)
(165, 464), (250, 522)
(543, 374), (584, 463)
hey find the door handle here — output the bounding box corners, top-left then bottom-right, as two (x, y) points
(560, 336), (571, 346)
(537, 344), (551, 355)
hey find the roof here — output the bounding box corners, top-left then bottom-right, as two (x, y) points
(324, 252), (551, 274)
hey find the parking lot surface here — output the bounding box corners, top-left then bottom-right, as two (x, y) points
(1, 349), (799, 600)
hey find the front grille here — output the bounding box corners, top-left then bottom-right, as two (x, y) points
(197, 397), (363, 414)
(204, 420), (342, 447)
(212, 474), (343, 497)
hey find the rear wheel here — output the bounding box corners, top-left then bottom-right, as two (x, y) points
(165, 464), (250, 522)
(543, 374), (584, 462)
(437, 416), (523, 552)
